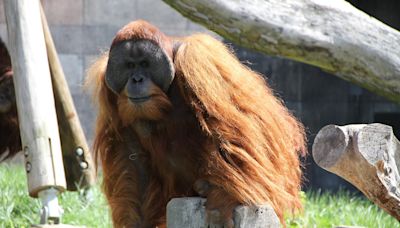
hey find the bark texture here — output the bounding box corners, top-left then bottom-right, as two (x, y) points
(313, 123), (400, 220)
(163, 0), (400, 102)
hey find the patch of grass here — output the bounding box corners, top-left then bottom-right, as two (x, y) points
(0, 165), (398, 227)
(287, 190), (399, 227)
(0, 164), (111, 228)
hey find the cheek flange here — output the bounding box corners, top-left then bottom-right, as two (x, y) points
(151, 46), (175, 93)
(105, 39), (176, 94)
(105, 70), (127, 94)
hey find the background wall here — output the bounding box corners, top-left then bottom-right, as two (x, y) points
(0, 0), (399, 191)
(0, 0), (214, 149)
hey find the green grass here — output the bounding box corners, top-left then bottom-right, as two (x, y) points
(0, 165), (398, 227)
(0, 164), (111, 228)
(287, 191), (399, 228)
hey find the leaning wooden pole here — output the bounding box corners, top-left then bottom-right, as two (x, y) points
(40, 5), (96, 191)
(4, 0), (66, 224)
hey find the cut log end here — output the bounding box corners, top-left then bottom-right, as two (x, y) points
(356, 123), (393, 165)
(312, 124), (349, 169)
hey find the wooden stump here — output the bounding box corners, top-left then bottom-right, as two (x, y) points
(312, 123), (400, 220)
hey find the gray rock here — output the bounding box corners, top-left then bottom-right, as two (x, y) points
(166, 197), (280, 228)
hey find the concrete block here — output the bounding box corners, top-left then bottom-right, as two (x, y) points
(160, 28), (194, 38)
(58, 54), (95, 142)
(0, 24), (7, 45)
(186, 22), (221, 38)
(47, 24), (115, 56)
(81, 54), (101, 142)
(0, 0), (5, 23)
(161, 28), (220, 40)
(82, 25), (118, 55)
(136, 0), (188, 31)
(49, 25), (83, 55)
(166, 197), (280, 228)
(83, 55), (99, 72)
(59, 54), (84, 91)
(84, 0), (136, 26)
(42, 0), (83, 25)
(186, 21), (210, 33)
(71, 92), (96, 144)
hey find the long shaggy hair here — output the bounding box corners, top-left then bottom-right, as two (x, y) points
(87, 20), (306, 227)
(175, 34), (306, 220)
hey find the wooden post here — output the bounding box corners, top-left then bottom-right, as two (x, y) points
(312, 123), (400, 220)
(166, 198), (280, 228)
(40, 5), (96, 191)
(3, 0), (66, 223)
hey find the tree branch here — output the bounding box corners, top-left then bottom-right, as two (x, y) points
(163, 0), (400, 102)
(313, 124), (400, 220)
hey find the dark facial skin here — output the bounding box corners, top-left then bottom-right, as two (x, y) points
(0, 76), (15, 113)
(105, 39), (175, 103)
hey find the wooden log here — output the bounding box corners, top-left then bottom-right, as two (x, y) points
(166, 197), (280, 228)
(4, 0), (66, 197)
(163, 0), (400, 102)
(312, 123), (400, 220)
(40, 5), (96, 191)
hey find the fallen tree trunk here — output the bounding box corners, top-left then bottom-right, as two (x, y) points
(163, 0), (400, 102)
(312, 123), (400, 220)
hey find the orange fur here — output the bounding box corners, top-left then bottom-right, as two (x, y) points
(175, 34), (306, 221)
(117, 84), (172, 125)
(87, 20), (306, 227)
